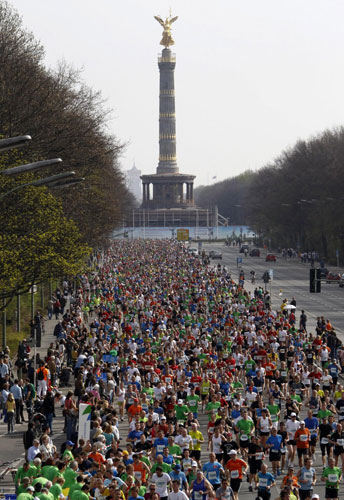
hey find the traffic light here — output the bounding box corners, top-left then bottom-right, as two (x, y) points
(262, 271), (270, 284)
(310, 268), (321, 293)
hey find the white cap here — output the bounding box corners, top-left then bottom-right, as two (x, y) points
(191, 461), (197, 467)
(311, 495), (320, 500)
(290, 412), (297, 417)
(229, 450), (237, 455)
(178, 399), (183, 404)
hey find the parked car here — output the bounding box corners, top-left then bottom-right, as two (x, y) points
(188, 247), (198, 255)
(326, 271), (341, 283)
(210, 251), (222, 260)
(266, 253), (277, 262)
(239, 244), (249, 253)
(338, 274), (344, 287)
(250, 248), (260, 257)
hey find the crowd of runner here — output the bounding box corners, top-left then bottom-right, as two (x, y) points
(1, 239), (344, 500)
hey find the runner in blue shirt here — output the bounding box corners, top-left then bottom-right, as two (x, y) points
(304, 410), (319, 459)
(202, 453), (224, 488)
(296, 458), (316, 500)
(169, 464), (189, 491)
(265, 428), (283, 477)
(257, 463), (275, 500)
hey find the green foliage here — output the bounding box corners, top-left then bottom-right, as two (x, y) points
(0, 0), (134, 246)
(0, 167), (90, 308)
(194, 170), (256, 224)
(246, 128), (344, 261)
(194, 126), (344, 263)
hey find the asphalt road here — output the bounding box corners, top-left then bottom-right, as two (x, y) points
(203, 242), (344, 337)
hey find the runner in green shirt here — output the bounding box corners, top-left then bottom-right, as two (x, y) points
(318, 408), (332, 420)
(322, 458), (342, 498)
(236, 414), (255, 458)
(175, 400), (188, 421)
(168, 438), (182, 463)
(187, 389), (200, 417)
(68, 478), (84, 499)
(32, 477), (49, 487)
(244, 358), (256, 374)
(17, 478), (31, 495)
(50, 478), (65, 500)
(41, 465), (60, 482)
(205, 401), (221, 420)
(62, 462), (78, 489)
(15, 463), (37, 487)
(17, 490), (34, 500)
(62, 442), (75, 462)
(71, 485), (90, 500)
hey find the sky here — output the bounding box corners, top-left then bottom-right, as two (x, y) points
(9, 0), (344, 188)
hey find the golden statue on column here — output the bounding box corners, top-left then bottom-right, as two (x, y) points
(154, 12), (178, 48)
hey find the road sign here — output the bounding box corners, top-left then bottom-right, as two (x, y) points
(177, 229), (189, 241)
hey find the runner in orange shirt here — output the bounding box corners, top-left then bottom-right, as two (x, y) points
(132, 454), (150, 485)
(127, 399), (143, 421)
(225, 449), (248, 500)
(294, 421), (310, 467)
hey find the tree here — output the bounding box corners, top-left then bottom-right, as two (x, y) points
(0, 1), (133, 246)
(194, 170), (256, 224)
(0, 167), (90, 311)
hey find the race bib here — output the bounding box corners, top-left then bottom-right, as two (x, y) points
(303, 472), (312, 481)
(328, 474), (338, 483)
(157, 445), (164, 453)
(231, 470), (239, 478)
(194, 493), (202, 500)
(240, 434), (248, 441)
(300, 434), (308, 442)
(189, 400), (196, 407)
(259, 478), (268, 487)
(337, 439), (344, 446)
(208, 471), (217, 480)
(281, 371), (287, 377)
(256, 452), (263, 460)
(257, 387), (262, 393)
(321, 437), (329, 444)
(134, 471), (142, 479)
(271, 414), (278, 422)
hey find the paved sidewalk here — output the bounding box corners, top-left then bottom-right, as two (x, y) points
(0, 316), (62, 493)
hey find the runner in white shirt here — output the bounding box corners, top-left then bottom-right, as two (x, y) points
(151, 469), (171, 499)
(168, 481), (189, 500)
(286, 413), (300, 467)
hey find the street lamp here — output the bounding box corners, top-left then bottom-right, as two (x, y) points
(0, 135), (31, 151)
(1, 158), (62, 176)
(49, 177), (85, 189)
(0, 171), (76, 201)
